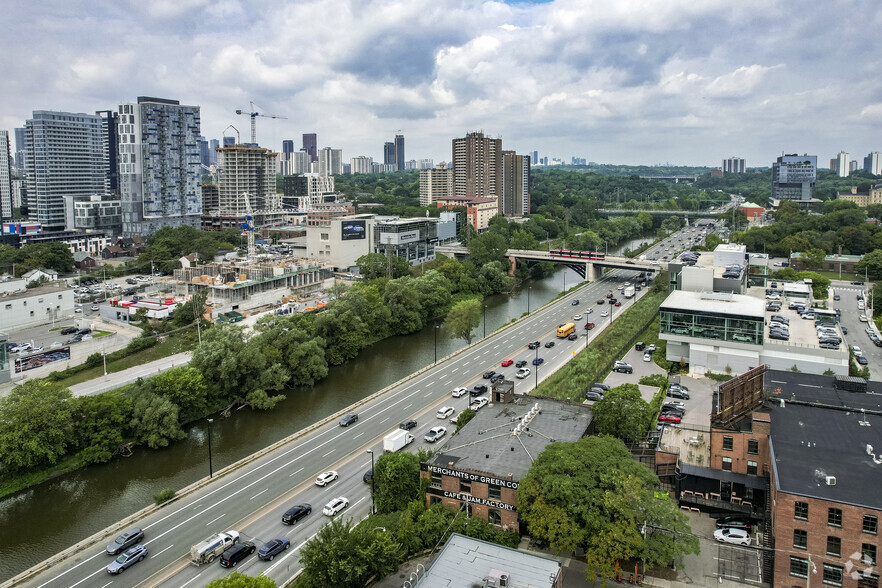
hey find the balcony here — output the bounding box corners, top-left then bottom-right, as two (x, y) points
(678, 491), (761, 515)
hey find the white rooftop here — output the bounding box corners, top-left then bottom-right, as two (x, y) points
(661, 289), (764, 318)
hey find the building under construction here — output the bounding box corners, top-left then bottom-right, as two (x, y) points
(172, 257), (327, 314)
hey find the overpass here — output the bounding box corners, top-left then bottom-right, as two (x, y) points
(435, 245), (665, 280)
(597, 208), (722, 219)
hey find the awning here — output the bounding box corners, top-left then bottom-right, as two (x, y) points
(679, 464), (767, 490)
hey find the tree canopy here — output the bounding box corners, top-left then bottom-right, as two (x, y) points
(590, 384), (652, 441)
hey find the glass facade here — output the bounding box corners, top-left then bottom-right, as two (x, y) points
(660, 307), (763, 345)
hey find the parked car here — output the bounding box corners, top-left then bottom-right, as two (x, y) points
(501, 359), (513, 367)
(315, 471), (338, 486)
(857, 355), (869, 365)
(437, 406), (455, 419)
(339, 413), (358, 427)
(592, 382), (610, 391)
(91, 305), (100, 311)
(452, 387), (469, 398)
(714, 528), (751, 546)
(658, 413), (681, 423)
(612, 363), (633, 374)
(425, 426), (447, 443)
(643, 352), (652, 362)
(715, 517), (752, 531)
(323, 497), (349, 516)
(281, 503), (311, 524)
(400, 419), (417, 430)
(667, 389), (690, 400)
(60, 327), (78, 335)
(663, 401), (685, 410)
(258, 538), (290, 561)
(106, 527), (145, 555)
(106, 544), (147, 574)
(585, 390), (604, 401)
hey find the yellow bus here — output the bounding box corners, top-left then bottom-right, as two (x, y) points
(557, 322), (576, 338)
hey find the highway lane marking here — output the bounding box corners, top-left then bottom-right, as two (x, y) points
(322, 449), (335, 458)
(288, 467), (304, 478)
(380, 417), (389, 424)
(192, 503), (202, 510)
(251, 489), (268, 500)
(99, 582), (112, 588)
(353, 432), (363, 439)
(36, 551), (103, 588)
(66, 564), (106, 588)
(798, 384), (821, 388)
(205, 513), (225, 526)
(179, 572), (204, 587)
(151, 545), (175, 559)
(403, 404), (412, 410)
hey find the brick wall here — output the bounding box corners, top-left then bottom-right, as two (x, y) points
(710, 415), (771, 476)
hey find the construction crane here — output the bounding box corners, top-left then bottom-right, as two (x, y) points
(240, 192), (257, 257)
(235, 101), (287, 145)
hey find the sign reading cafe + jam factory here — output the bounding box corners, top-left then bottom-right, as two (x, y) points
(422, 464), (520, 489)
(426, 487), (516, 511)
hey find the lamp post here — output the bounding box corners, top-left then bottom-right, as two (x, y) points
(434, 325), (440, 364)
(534, 347), (539, 390)
(366, 449), (375, 515)
(527, 287), (531, 314)
(207, 418), (214, 479)
(483, 305), (487, 339)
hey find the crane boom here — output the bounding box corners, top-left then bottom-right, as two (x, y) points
(234, 101), (287, 145)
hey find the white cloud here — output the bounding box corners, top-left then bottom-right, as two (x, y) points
(705, 64), (782, 98)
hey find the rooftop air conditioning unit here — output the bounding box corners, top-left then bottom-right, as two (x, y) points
(825, 476), (837, 486)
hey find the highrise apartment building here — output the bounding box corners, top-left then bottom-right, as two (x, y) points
(95, 110), (120, 194)
(831, 151), (849, 177)
(384, 142), (396, 168)
(217, 144), (278, 213)
(318, 147), (343, 176)
(117, 97), (202, 237)
(282, 140), (294, 159)
(350, 156), (374, 174)
(452, 131), (503, 206)
(25, 111), (107, 230)
(395, 134), (405, 171)
(209, 139), (219, 166)
(501, 151), (531, 216)
(302, 133), (318, 162)
(13, 128), (25, 169)
(771, 154), (817, 202)
(419, 164), (453, 206)
(864, 152), (881, 175)
(0, 131), (12, 221)
(723, 157), (746, 173)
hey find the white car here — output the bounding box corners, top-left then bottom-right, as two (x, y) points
(643, 352), (652, 362)
(437, 406), (455, 419)
(617, 285), (624, 291)
(859, 302), (866, 310)
(852, 346), (863, 356)
(663, 401), (685, 410)
(573, 314), (582, 321)
(10, 343), (32, 353)
(451, 387), (469, 398)
(585, 308), (593, 314)
(647, 344), (657, 352)
(765, 294), (780, 301)
(315, 470), (338, 486)
(322, 497), (349, 517)
(601, 310), (610, 317)
(714, 528), (751, 546)
(74, 307), (83, 313)
(515, 368), (531, 379)
(471, 397), (489, 410)
(860, 315), (869, 322)
(425, 426), (447, 443)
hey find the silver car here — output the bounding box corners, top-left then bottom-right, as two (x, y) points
(106, 544), (147, 574)
(106, 527), (144, 555)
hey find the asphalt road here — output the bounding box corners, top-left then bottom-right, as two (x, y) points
(14, 228), (701, 588)
(830, 281), (880, 371)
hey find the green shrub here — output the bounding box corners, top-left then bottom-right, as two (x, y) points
(154, 488), (176, 504)
(638, 374), (668, 388)
(705, 372), (734, 382)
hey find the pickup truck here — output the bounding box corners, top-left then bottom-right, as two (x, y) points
(190, 530), (240, 565)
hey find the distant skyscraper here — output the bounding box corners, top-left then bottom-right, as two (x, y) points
(850, 159), (859, 173)
(25, 111), (107, 230)
(723, 157), (745, 174)
(772, 154), (817, 202)
(394, 134), (405, 171)
(0, 131), (12, 221)
(502, 151), (531, 216)
(95, 110), (120, 193)
(209, 139), (219, 166)
(532, 151), (538, 165)
(419, 164), (453, 206)
(350, 156), (374, 174)
(282, 140), (294, 159)
(318, 147), (343, 176)
(13, 127), (26, 169)
(864, 152), (882, 175)
(452, 131), (503, 206)
(302, 133), (318, 162)
(199, 136), (211, 167)
(832, 151), (849, 177)
(384, 142), (396, 167)
(223, 136), (236, 147)
(117, 97), (202, 237)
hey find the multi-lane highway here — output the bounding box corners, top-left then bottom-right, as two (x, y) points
(13, 263), (660, 588)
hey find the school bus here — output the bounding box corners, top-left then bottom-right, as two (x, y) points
(556, 322), (576, 338)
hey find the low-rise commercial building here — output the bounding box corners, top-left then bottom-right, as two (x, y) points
(435, 195), (498, 231)
(0, 279), (75, 330)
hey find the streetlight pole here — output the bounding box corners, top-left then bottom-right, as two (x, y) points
(534, 347), (539, 390)
(483, 305), (487, 339)
(434, 325), (440, 364)
(207, 418), (214, 479)
(527, 287), (531, 314)
(366, 449), (375, 515)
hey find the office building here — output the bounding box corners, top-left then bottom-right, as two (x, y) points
(532, 150), (538, 165)
(418, 159), (434, 169)
(383, 141), (395, 168)
(25, 111), (107, 231)
(217, 144), (278, 213)
(501, 151), (530, 216)
(318, 147), (343, 176)
(723, 157), (746, 174)
(0, 131), (12, 221)
(850, 160), (859, 174)
(117, 97), (202, 237)
(209, 139), (219, 166)
(13, 127), (26, 170)
(302, 133), (317, 162)
(771, 154), (817, 202)
(864, 152), (881, 176)
(199, 136), (211, 167)
(350, 156), (373, 174)
(837, 185), (882, 207)
(831, 151), (850, 177)
(223, 136), (236, 147)
(452, 131), (503, 206)
(394, 134), (405, 171)
(419, 164), (453, 206)
(282, 140), (294, 159)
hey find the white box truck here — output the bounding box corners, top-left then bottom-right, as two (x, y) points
(383, 429), (415, 452)
(190, 530), (240, 565)
(623, 286), (635, 298)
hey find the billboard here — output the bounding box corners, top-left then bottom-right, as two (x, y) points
(379, 230), (419, 245)
(14, 347), (71, 373)
(341, 220), (367, 241)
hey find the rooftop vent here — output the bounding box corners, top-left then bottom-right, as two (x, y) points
(825, 476), (837, 486)
(485, 569), (510, 587)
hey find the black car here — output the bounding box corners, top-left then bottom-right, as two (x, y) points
(544, 341), (555, 348)
(471, 384), (488, 396)
(60, 327), (78, 335)
(400, 419), (417, 430)
(125, 278), (137, 285)
(281, 503), (312, 524)
(585, 390), (604, 401)
(612, 364), (633, 374)
(527, 341), (541, 349)
(608, 298), (617, 304)
(592, 382), (610, 391)
(667, 389), (690, 400)
(220, 541), (256, 567)
(597, 299), (605, 305)
(661, 406), (685, 416)
(76, 328), (92, 335)
(363, 469), (373, 483)
(635, 342), (645, 351)
(857, 355), (869, 365)
(853, 281), (865, 285)
(65, 335), (83, 345)
(833, 294), (841, 301)
(483, 370), (496, 379)
(339, 413), (358, 427)
(872, 338), (882, 348)
(106, 527), (144, 555)
(515, 360), (528, 368)
(571, 299), (579, 305)
(490, 373), (504, 383)
(258, 538), (290, 561)
(567, 332), (578, 341)
(715, 516), (753, 532)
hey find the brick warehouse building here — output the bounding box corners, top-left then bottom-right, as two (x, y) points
(421, 397), (592, 530)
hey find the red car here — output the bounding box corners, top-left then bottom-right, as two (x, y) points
(605, 293), (613, 298)
(584, 322), (595, 330)
(501, 359), (513, 367)
(614, 302), (622, 307)
(658, 413), (682, 423)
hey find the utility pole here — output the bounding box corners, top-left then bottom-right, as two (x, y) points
(385, 237), (393, 279)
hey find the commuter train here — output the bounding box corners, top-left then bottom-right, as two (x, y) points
(548, 249), (606, 261)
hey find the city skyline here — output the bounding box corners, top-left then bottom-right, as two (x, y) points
(3, 1), (882, 166)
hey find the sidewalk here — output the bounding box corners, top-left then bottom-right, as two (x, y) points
(67, 351), (192, 396)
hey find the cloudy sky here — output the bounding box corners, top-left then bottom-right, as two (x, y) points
(4, 0), (882, 167)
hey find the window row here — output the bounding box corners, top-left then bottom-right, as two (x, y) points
(794, 503), (877, 535)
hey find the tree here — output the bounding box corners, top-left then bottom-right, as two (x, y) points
(356, 252), (410, 280)
(478, 260), (514, 295)
(374, 451), (422, 513)
(0, 380), (74, 472)
(800, 248), (827, 270)
(445, 298), (482, 345)
(128, 391), (186, 449)
(517, 436), (698, 582)
(206, 571), (277, 588)
(468, 231), (508, 267)
(591, 384), (652, 441)
(857, 249), (882, 280)
(70, 391), (133, 464)
(314, 309), (365, 365)
(384, 278), (424, 335)
(148, 366), (210, 421)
